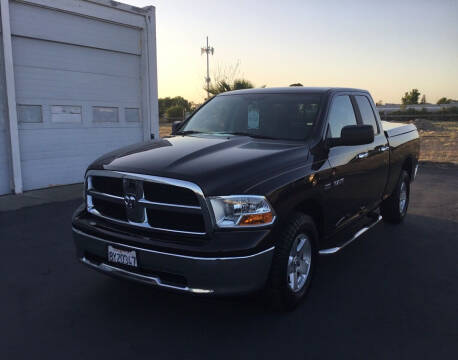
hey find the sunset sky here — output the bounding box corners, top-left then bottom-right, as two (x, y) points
(124, 0), (457, 104)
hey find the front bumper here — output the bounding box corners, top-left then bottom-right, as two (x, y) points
(73, 227), (274, 295)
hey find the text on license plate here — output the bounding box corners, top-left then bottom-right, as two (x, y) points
(108, 245), (138, 267)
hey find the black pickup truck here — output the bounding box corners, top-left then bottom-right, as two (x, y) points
(72, 87), (419, 309)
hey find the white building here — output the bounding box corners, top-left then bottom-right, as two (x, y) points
(0, 0), (159, 195)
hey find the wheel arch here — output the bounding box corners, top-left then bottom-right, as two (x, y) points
(293, 198), (324, 247)
(402, 156), (414, 179)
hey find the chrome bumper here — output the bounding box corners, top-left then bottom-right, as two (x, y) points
(80, 256), (214, 294)
(73, 227), (275, 295)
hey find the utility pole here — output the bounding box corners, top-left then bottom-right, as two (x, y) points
(201, 36), (214, 99)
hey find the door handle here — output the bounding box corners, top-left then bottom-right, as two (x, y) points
(357, 152), (369, 159)
(379, 145), (389, 152)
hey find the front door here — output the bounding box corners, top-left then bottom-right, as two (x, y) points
(323, 95), (370, 232)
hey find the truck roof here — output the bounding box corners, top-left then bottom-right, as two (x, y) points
(220, 87), (368, 96)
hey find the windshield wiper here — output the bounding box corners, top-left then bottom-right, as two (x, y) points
(177, 130), (277, 140)
(217, 132), (277, 140)
(176, 130), (204, 135)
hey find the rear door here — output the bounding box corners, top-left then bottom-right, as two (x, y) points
(354, 94), (389, 210)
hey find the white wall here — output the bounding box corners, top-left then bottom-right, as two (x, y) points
(0, 32), (12, 195)
(0, 0), (159, 193)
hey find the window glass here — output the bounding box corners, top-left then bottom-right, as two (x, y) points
(17, 105), (42, 123)
(51, 105), (82, 123)
(355, 96), (379, 134)
(93, 107), (118, 123)
(182, 94), (321, 141)
(126, 108), (140, 123)
(327, 96), (357, 138)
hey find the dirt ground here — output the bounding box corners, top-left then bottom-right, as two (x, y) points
(159, 119), (458, 165)
(159, 124), (172, 138)
(413, 120), (458, 164)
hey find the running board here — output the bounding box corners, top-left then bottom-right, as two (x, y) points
(319, 215), (382, 255)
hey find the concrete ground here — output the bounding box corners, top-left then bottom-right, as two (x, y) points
(0, 183), (83, 211)
(1, 164), (457, 359)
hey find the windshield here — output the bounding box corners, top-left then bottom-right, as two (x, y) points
(181, 93), (321, 141)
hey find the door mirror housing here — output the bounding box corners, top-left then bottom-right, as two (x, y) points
(328, 125), (374, 147)
(171, 121), (183, 135)
(341, 125), (374, 145)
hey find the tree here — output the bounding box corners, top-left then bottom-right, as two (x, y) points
(376, 100), (384, 106)
(165, 105), (185, 119)
(290, 83), (303, 87)
(207, 78), (254, 96)
(233, 79), (254, 90)
(158, 96), (191, 117)
(437, 97), (451, 105)
(401, 89), (421, 105)
(420, 94), (426, 104)
(205, 60), (260, 97)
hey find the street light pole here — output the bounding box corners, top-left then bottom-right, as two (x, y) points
(201, 36), (214, 99)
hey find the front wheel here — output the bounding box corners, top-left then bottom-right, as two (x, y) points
(267, 213), (317, 311)
(381, 170), (411, 224)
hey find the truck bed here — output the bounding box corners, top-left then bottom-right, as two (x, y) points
(382, 120), (420, 198)
(382, 121), (417, 138)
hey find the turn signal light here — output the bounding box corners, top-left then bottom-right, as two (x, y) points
(239, 212), (274, 226)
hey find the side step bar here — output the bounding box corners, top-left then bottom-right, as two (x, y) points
(319, 215), (383, 255)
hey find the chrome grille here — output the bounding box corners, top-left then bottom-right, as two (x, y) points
(86, 170), (208, 235)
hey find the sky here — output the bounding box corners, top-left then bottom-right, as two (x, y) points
(123, 0), (458, 104)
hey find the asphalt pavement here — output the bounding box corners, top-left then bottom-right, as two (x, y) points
(1, 164), (457, 359)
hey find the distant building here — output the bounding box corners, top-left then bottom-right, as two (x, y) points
(376, 103), (457, 113)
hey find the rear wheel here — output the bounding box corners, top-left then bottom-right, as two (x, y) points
(267, 213), (317, 311)
(381, 170), (410, 224)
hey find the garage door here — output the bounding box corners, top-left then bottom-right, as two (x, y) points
(10, 2), (146, 191)
(0, 34), (11, 195)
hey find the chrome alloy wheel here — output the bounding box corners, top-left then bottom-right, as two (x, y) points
(287, 234), (312, 292)
(399, 181), (407, 214)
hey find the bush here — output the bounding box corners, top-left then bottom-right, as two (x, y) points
(388, 106), (458, 116)
(437, 97), (452, 105)
(380, 106), (458, 121)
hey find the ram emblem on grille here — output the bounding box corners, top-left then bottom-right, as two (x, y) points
(124, 194), (137, 209)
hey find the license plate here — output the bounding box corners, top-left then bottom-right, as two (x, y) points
(107, 246), (138, 267)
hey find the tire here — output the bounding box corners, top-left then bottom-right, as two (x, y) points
(381, 170), (410, 224)
(267, 213), (317, 311)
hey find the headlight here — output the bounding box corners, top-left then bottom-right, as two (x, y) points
(209, 195), (275, 228)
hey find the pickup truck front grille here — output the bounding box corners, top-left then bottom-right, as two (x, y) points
(86, 170), (208, 235)
(92, 197), (128, 222)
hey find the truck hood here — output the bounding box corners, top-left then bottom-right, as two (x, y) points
(89, 135), (310, 195)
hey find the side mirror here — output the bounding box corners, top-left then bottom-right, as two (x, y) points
(171, 121), (183, 135)
(328, 125), (374, 147)
(340, 125), (374, 145)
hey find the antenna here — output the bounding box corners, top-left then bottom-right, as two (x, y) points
(201, 36), (214, 99)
